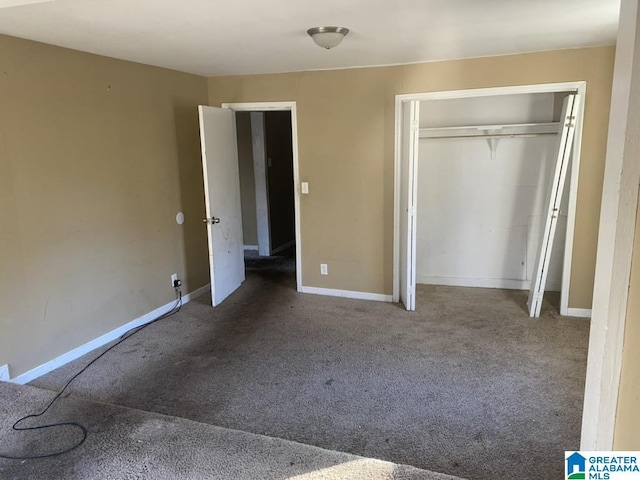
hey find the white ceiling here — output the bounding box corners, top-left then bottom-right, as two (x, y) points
(0, 0), (620, 76)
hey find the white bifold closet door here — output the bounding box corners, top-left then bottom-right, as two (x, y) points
(527, 94), (581, 317)
(399, 100), (421, 311)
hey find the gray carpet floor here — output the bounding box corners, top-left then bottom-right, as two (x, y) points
(244, 248), (296, 272)
(31, 270), (590, 479)
(0, 382), (461, 480)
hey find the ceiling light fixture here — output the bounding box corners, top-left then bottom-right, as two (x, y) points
(307, 26), (349, 50)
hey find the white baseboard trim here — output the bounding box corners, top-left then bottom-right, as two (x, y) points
(566, 308), (592, 318)
(243, 245), (259, 251)
(271, 240), (295, 255)
(12, 283), (211, 385)
(185, 283), (211, 302)
(0, 365), (9, 382)
(299, 285), (392, 302)
(415, 274), (561, 292)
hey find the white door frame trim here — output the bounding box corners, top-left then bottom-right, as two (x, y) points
(222, 102), (302, 292)
(581, 0), (639, 450)
(393, 81), (587, 315)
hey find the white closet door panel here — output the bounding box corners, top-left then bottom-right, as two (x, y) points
(399, 100), (420, 311)
(528, 94), (580, 317)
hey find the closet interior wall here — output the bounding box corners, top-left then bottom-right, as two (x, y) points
(415, 92), (573, 293)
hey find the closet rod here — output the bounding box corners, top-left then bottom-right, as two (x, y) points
(421, 132), (558, 140)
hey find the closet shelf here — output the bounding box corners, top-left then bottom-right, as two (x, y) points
(419, 122), (560, 140)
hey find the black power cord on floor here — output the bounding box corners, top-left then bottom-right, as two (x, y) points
(0, 290), (183, 461)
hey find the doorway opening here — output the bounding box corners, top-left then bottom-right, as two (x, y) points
(234, 110), (296, 274)
(198, 102), (302, 307)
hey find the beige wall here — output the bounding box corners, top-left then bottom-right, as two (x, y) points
(614, 199), (640, 449)
(236, 112), (258, 246)
(208, 47), (615, 307)
(0, 35), (210, 377)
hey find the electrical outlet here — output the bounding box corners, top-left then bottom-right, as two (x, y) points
(320, 264), (328, 275)
(171, 273), (179, 288)
(0, 364), (10, 382)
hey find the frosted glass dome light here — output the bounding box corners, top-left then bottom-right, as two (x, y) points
(307, 26), (349, 50)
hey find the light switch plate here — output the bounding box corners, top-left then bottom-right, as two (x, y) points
(301, 182), (309, 194)
(0, 364), (10, 382)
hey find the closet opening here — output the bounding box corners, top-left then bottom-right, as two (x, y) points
(393, 82), (587, 317)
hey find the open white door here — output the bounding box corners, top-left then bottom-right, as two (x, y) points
(198, 105), (245, 306)
(399, 100), (421, 311)
(528, 94), (581, 317)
